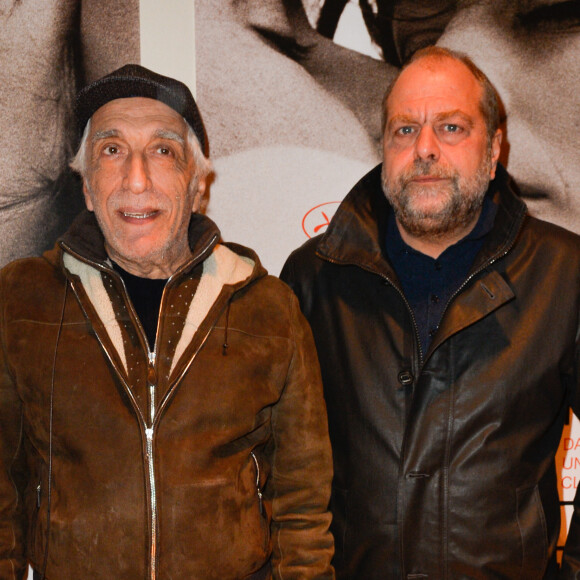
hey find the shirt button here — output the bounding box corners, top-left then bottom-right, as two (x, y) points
(434, 262), (442, 271)
(429, 327), (438, 337)
(431, 294), (439, 303)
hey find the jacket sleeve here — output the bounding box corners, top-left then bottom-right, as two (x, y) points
(0, 273), (28, 580)
(267, 291), (334, 579)
(560, 303), (580, 578)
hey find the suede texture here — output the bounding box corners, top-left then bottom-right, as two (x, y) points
(0, 211), (334, 579)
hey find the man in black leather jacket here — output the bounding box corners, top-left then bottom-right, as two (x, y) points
(281, 46), (580, 579)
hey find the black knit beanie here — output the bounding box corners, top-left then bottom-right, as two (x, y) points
(75, 64), (207, 153)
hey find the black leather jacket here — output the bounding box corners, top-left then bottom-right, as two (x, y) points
(281, 164), (580, 579)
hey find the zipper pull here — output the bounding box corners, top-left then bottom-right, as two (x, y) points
(251, 451), (264, 515)
(147, 351), (157, 427)
(257, 487), (264, 516)
(36, 483), (41, 509)
(145, 427), (154, 458)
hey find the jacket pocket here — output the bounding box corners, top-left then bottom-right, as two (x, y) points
(516, 484), (548, 579)
(251, 451), (270, 553)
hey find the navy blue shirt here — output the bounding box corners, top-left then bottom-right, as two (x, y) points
(386, 195), (497, 356)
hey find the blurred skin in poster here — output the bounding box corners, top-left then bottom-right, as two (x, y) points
(2, 0), (577, 270)
(0, 0), (139, 267)
(197, 0), (580, 273)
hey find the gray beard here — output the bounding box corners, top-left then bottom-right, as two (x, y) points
(382, 154), (492, 240)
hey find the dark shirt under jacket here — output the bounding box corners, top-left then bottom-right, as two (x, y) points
(386, 194), (497, 354)
(112, 262), (167, 350)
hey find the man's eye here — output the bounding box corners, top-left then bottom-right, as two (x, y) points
(444, 124), (460, 132)
(157, 146), (172, 155)
(104, 145), (119, 155)
(396, 126), (414, 136)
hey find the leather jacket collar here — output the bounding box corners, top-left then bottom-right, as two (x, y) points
(316, 163), (528, 281)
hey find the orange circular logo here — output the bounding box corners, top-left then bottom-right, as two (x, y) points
(302, 202), (340, 238)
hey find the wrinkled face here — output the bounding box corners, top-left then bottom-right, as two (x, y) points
(83, 97), (204, 277)
(382, 56), (501, 239)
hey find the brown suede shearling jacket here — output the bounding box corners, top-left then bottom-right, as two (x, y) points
(0, 211), (334, 580)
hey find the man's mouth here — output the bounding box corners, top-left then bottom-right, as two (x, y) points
(122, 211), (158, 219)
(406, 175), (449, 187)
(412, 176), (444, 182)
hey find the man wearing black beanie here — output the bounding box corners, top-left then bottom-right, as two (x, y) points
(0, 64), (334, 580)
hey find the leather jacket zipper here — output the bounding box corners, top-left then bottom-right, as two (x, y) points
(321, 254), (425, 365)
(145, 427), (157, 580)
(385, 279), (424, 365)
(145, 319), (216, 579)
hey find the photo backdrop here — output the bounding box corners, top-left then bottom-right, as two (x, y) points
(2, 2), (577, 573)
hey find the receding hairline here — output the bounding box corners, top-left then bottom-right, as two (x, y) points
(382, 46), (501, 141)
(385, 54), (485, 116)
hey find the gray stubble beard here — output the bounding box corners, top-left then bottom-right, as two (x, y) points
(382, 151), (492, 240)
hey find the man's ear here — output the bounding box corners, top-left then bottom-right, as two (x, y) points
(82, 180), (94, 212)
(489, 129), (503, 180)
(192, 176), (207, 213)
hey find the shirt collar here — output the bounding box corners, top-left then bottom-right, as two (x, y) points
(386, 192), (498, 259)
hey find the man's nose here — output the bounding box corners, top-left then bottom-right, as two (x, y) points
(414, 126), (440, 162)
(124, 153), (150, 193)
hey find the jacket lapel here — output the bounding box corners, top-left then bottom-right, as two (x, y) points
(170, 244), (254, 375)
(428, 270), (515, 357)
(63, 253), (129, 375)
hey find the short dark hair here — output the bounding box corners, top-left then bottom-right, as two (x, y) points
(381, 46), (500, 142)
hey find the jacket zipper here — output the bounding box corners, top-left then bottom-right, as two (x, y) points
(140, 246), (221, 580)
(317, 254), (424, 365)
(147, 350), (157, 580)
(61, 234), (220, 580)
(250, 451), (270, 552)
(145, 326), (220, 580)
